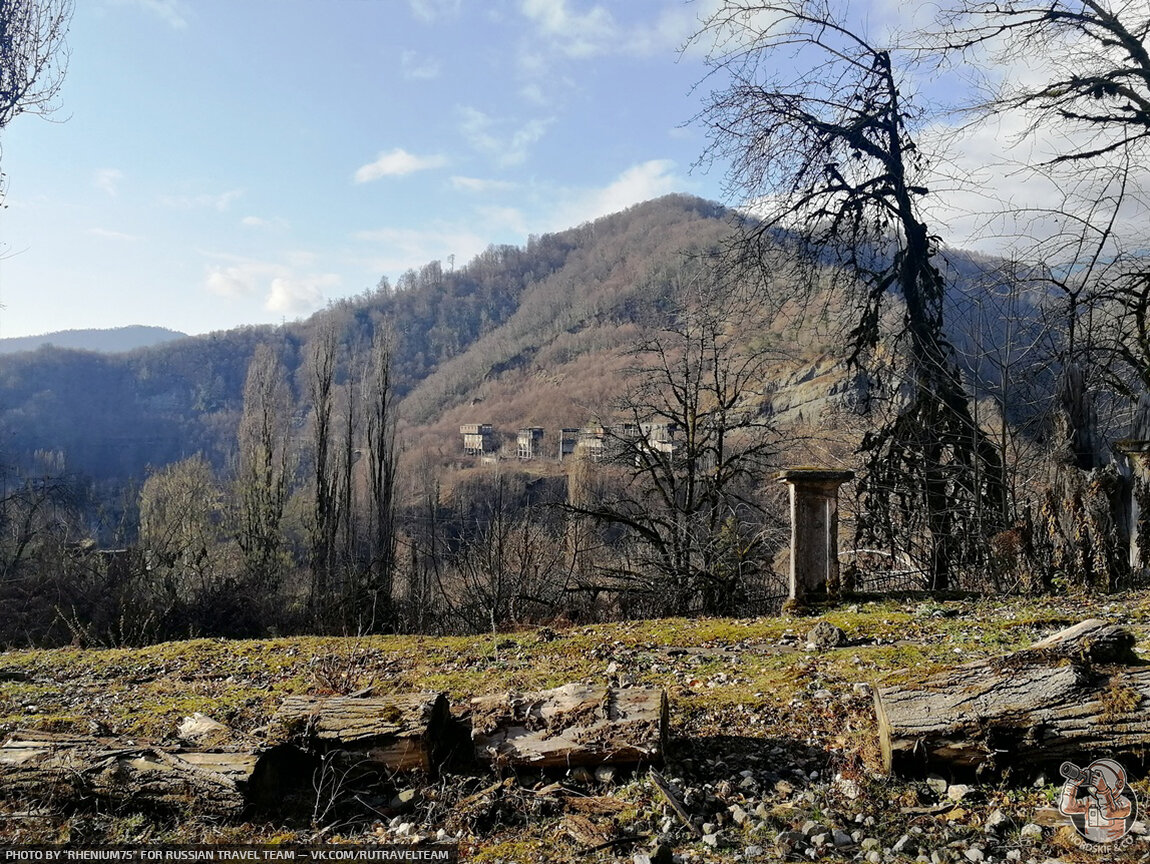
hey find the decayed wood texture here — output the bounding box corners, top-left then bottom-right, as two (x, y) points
(874, 619), (1150, 779)
(271, 691), (450, 772)
(0, 730), (257, 815)
(471, 683), (667, 768)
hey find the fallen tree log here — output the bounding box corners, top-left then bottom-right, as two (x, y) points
(471, 683), (667, 769)
(271, 691), (451, 772)
(874, 619), (1150, 780)
(0, 730), (259, 815)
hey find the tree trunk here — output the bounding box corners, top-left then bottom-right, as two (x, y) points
(0, 731), (259, 815)
(271, 691), (451, 773)
(471, 683), (667, 769)
(874, 619), (1149, 780)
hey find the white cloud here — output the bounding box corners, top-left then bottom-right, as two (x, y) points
(354, 148), (448, 182)
(87, 227), (141, 241)
(517, 0), (718, 62)
(552, 159), (682, 229)
(203, 255), (334, 316)
(205, 261), (267, 299)
(93, 169), (124, 197)
(266, 274), (340, 315)
(408, 0), (460, 22)
(111, 0), (189, 29)
(206, 269), (254, 299)
(520, 0), (616, 58)
(241, 215), (290, 230)
(631, 3), (718, 57)
(459, 107), (551, 167)
(450, 175), (518, 193)
(162, 188), (243, 211)
(401, 49), (440, 80)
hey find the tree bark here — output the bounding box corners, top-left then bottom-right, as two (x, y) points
(874, 619), (1149, 779)
(471, 683), (667, 769)
(271, 691), (451, 773)
(0, 730), (258, 815)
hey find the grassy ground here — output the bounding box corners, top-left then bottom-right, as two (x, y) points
(1, 591), (1148, 861)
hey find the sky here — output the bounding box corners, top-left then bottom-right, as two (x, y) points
(0, 0), (735, 339)
(2, 0), (1130, 342)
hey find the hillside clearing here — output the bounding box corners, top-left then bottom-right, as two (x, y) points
(2, 592), (1148, 861)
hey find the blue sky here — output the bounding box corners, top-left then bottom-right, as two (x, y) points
(0, 0), (732, 338)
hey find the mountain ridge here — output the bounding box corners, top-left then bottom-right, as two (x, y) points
(0, 325), (189, 355)
(0, 193), (1037, 495)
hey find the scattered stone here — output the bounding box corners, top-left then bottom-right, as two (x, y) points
(866, 851), (881, 864)
(701, 833), (720, 849)
(729, 805), (750, 826)
(926, 774), (949, 796)
(743, 846), (764, 860)
(810, 833), (829, 847)
(861, 837), (881, 851)
(893, 834), (914, 854)
(1005, 852), (1021, 862)
(832, 829), (854, 847)
(835, 773), (862, 799)
(964, 847), (985, 862)
(984, 809), (1012, 835)
(1019, 823), (1043, 841)
(775, 830), (806, 850)
(806, 621), (848, 649)
(176, 713), (233, 747)
(947, 784), (974, 802)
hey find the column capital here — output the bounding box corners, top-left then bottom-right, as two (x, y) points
(776, 467), (855, 486)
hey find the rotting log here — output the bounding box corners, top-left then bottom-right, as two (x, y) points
(470, 683), (667, 769)
(874, 619), (1150, 780)
(0, 730), (259, 815)
(271, 691), (451, 773)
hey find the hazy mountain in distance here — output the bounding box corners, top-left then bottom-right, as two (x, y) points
(0, 326), (189, 355)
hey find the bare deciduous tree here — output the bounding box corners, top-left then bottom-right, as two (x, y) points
(567, 264), (782, 614)
(0, 0), (72, 131)
(236, 343), (292, 598)
(360, 322), (399, 628)
(690, 0), (1006, 589)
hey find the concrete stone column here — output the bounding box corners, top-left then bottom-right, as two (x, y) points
(1116, 440), (1150, 574)
(776, 468), (854, 605)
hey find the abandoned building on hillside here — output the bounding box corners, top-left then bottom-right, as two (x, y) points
(461, 422), (679, 463)
(460, 423), (496, 456)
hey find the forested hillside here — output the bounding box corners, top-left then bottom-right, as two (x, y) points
(0, 193), (1119, 646)
(0, 195), (735, 486)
